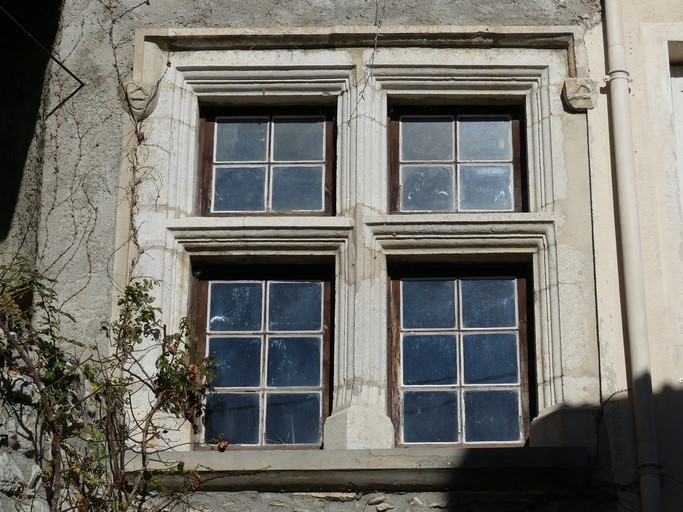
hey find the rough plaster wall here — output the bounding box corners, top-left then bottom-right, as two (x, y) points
(185, 490), (614, 512)
(140, 0), (603, 28)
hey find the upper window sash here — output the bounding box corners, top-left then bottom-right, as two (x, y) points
(198, 106), (336, 216)
(389, 105), (526, 213)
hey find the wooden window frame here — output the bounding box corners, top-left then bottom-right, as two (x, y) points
(197, 106), (336, 216)
(387, 262), (534, 447)
(388, 105), (527, 213)
(191, 263), (334, 449)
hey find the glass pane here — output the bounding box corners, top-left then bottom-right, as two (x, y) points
(400, 165), (454, 211)
(402, 280), (456, 329)
(216, 119), (268, 162)
(209, 282), (263, 332)
(209, 337), (262, 387)
(271, 165), (324, 211)
(272, 117), (325, 161)
(268, 282), (323, 332)
(402, 334), (457, 385)
(461, 279), (517, 328)
(204, 393), (260, 445)
(464, 390), (520, 442)
(459, 164), (513, 211)
(213, 166), (266, 211)
(458, 117), (512, 161)
(463, 333), (519, 384)
(403, 391), (458, 443)
(400, 117), (454, 161)
(265, 393), (321, 444)
(267, 336), (321, 387)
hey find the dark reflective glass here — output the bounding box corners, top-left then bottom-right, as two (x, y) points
(400, 117), (454, 161)
(209, 282), (263, 332)
(204, 393), (260, 445)
(402, 280), (456, 329)
(458, 117), (512, 161)
(267, 337), (321, 387)
(265, 393), (320, 444)
(464, 390), (520, 442)
(403, 391), (458, 443)
(400, 165), (454, 211)
(268, 282), (322, 332)
(459, 164), (513, 211)
(272, 117), (324, 162)
(463, 333), (518, 384)
(461, 279), (516, 328)
(209, 337), (262, 387)
(271, 166), (324, 211)
(402, 335), (457, 385)
(213, 166), (266, 211)
(215, 119), (268, 162)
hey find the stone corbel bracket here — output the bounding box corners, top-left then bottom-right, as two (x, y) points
(562, 77), (600, 111)
(118, 81), (159, 122)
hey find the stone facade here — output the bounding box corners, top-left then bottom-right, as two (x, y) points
(2, 0), (683, 511)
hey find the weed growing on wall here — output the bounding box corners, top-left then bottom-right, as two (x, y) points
(0, 258), (213, 511)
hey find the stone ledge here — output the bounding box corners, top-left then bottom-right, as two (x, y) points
(168, 216), (353, 255)
(134, 447), (591, 492)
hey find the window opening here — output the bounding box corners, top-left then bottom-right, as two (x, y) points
(389, 264), (531, 446)
(194, 265), (332, 447)
(389, 106), (525, 213)
(198, 107), (336, 215)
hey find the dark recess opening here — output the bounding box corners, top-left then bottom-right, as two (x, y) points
(0, 1), (63, 241)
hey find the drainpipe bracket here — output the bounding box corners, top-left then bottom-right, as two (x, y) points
(604, 69), (632, 83)
(636, 461), (662, 477)
(118, 81), (160, 122)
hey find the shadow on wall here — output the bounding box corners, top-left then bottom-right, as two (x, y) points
(0, 1), (62, 241)
(436, 378), (683, 512)
(173, 378), (683, 512)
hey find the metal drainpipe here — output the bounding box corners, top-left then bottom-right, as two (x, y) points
(603, 1), (662, 510)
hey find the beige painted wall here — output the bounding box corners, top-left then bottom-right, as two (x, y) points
(585, 2), (683, 509)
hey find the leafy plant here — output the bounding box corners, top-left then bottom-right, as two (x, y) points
(0, 259), (213, 511)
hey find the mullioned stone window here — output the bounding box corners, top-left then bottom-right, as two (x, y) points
(123, 28), (599, 462)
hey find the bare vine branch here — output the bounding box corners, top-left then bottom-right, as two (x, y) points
(1, 2), (212, 511)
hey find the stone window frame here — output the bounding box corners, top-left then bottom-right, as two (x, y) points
(118, 27), (595, 470)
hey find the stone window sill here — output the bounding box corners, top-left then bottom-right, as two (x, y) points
(136, 447), (591, 491)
